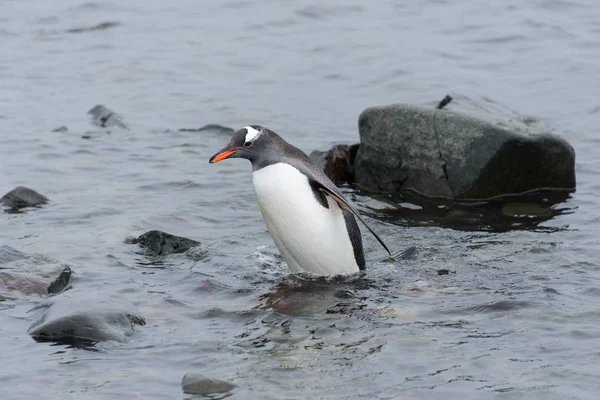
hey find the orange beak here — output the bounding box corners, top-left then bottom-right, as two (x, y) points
(209, 149), (239, 164)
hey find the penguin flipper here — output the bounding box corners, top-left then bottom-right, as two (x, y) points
(313, 183), (391, 255)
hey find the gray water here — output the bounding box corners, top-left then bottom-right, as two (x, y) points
(1, 0), (600, 399)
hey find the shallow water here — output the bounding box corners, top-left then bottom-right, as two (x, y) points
(1, 0), (600, 399)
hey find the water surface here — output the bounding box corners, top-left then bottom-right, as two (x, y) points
(1, 1), (599, 399)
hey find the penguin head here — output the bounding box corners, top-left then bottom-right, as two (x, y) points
(209, 125), (278, 166)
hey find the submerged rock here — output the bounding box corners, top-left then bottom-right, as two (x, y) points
(354, 103), (576, 200)
(130, 230), (200, 255)
(179, 124), (234, 135)
(27, 290), (145, 343)
(52, 125), (68, 132)
(0, 186), (48, 210)
(309, 144), (359, 185)
(181, 373), (236, 396)
(87, 105), (128, 129)
(1, 266), (68, 299)
(0, 252), (72, 300)
(67, 21), (119, 34)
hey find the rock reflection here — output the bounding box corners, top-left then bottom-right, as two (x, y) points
(369, 190), (574, 232)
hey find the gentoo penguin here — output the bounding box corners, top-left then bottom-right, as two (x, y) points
(209, 125), (390, 276)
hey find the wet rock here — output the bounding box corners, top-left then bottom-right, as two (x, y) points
(88, 105), (128, 129)
(1, 269), (55, 298)
(309, 143), (359, 185)
(0, 254), (68, 299)
(179, 124), (234, 135)
(354, 103), (576, 200)
(52, 125), (68, 132)
(131, 230), (200, 255)
(47, 266), (72, 294)
(181, 373), (236, 396)
(436, 95), (453, 110)
(67, 21), (120, 34)
(437, 269), (450, 275)
(1, 186), (48, 210)
(27, 289), (145, 343)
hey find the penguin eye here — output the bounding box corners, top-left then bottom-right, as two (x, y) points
(243, 141), (252, 148)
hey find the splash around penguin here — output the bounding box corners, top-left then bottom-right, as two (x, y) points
(209, 125), (390, 276)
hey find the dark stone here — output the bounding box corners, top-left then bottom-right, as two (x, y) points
(179, 124), (234, 135)
(87, 105), (128, 129)
(67, 21), (120, 34)
(47, 266), (72, 294)
(1, 186), (48, 209)
(133, 230), (200, 255)
(436, 95), (453, 110)
(181, 374), (236, 396)
(27, 289), (145, 343)
(52, 126), (68, 132)
(354, 102), (576, 200)
(309, 144), (360, 185)
(437, 269), (450, 275)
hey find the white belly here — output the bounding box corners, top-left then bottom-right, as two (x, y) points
(252, 163), (360, 276)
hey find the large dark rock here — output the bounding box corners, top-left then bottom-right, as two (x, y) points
(130, 230), (200, 255)
(1, 186), (48, 209)
(309, 144), (359, 186)
(27, 289), (145, 343)
(181, 374), (236, 396)
(354, 103), (576, 200)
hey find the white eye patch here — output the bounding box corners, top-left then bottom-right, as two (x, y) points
(244, 126), (263, 143)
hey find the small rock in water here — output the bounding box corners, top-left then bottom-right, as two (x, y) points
(67, 21), (120, 34)
(309, 143), (359, 185)
(0, 254), (68, 299)
(437, 269), (456, 275)
(52, 126), (68, 132)
(87, 105), (128, 129)
(178, 124), (234, 135)
(47, 266), (72, 294)
(181, 373), (236, 396)
(436, 94), (453, 110)
(131, 230), (200, 255)
(0, 186), (48, 210)
(27, 289), (145, 343)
